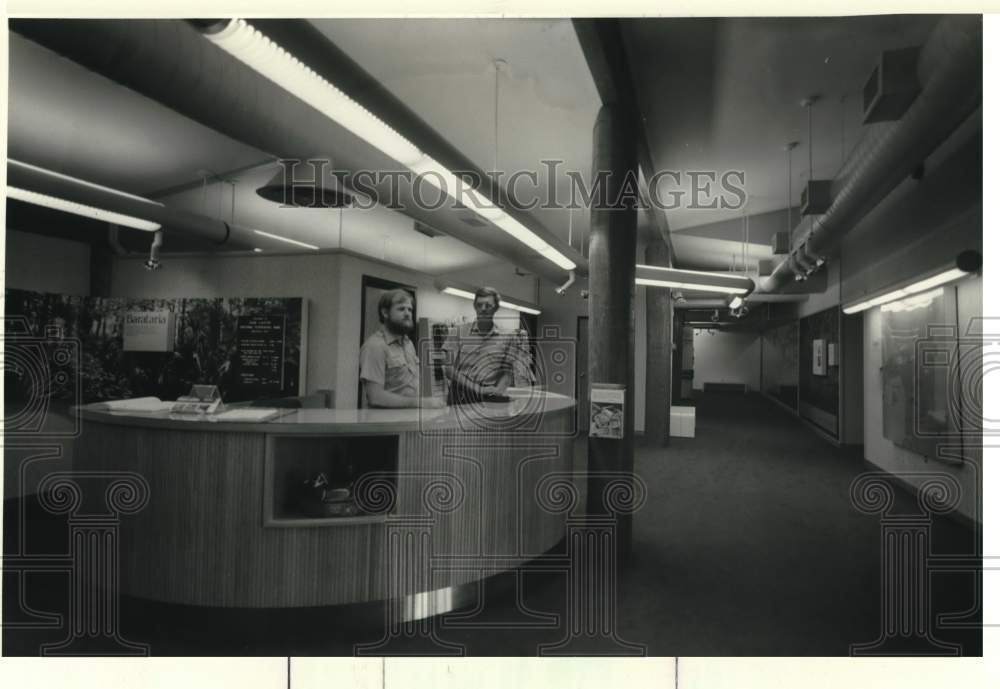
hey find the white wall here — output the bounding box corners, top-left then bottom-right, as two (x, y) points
(862, 275), (981, 523)
(333, 253), (522, 408)
(692, 329), (761, 392)
(4, 229), (91, 295)
(535, 276), (650, 433)
(110, 250), (524, 409)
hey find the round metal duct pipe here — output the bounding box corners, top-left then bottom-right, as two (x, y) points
(760, 16), (982, 293)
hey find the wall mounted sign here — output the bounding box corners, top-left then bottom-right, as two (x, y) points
(123, 310), (174, 352)
(589, 383), (625, 439)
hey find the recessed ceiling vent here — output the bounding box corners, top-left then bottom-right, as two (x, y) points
(413, 221), (443, 238)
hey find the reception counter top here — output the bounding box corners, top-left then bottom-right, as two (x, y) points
(73, 391), (577, 615)
(77, 390), (575, 434)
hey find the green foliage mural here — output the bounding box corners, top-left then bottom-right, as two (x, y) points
(5, 289), (303, 404)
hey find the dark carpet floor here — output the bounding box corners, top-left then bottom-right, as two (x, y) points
(3, 392), (981, 656)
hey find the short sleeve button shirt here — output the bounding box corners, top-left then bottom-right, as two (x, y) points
(359, 328), (419, 402)
(447, 322), (516, 388)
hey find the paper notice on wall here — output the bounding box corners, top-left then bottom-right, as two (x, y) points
(123, 310), (175, 352)
(812, 338), (827, 376)
(589, 383), (625, 439)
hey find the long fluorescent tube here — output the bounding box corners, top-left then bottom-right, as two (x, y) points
(499, 300), (542, 316)
(842, 265), (974, 315)
(203, 19), (576, 271)
(252, 229), (319, 250)
(205, 20), (422, 167)
(636, 277), (746, 294)
(441, 286), (477, 300)
(440, 285), (542, 315)
(636, 264), (750, 282)
(7, 186), (161, 232)
(10, 160), (166, 207)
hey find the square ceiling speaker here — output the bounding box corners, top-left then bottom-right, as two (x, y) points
(800, 180), (832, 216)
(771, 232), (789, 255)
(862, 46), (921, 124)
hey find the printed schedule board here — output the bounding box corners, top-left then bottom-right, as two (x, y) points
(237, 314), (287, 392)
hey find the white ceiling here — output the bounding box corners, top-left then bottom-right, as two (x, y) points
(311, 18), (604, 256)
(624, 16), (939, 232)
(7, 17), (946, 276)
(6, 26), (576, 275)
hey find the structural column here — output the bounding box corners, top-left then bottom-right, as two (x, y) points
(644, 241), (672, 445)
(587, 104), (637, 559)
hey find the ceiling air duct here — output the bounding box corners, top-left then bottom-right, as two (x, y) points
(760, 16), (981, 294)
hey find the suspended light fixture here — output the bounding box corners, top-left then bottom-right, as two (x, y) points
(6, 187), (161, 232)
(635, 265), (754, 296)
(194, 18), (575, 271)
(434, 279), (541, 315)
(841, 251), (981, 314)
(6, 160), (162, 231)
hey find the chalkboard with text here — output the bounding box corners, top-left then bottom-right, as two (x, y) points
(236, 314), (287, 397)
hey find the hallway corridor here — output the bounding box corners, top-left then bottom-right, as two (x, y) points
(622, 391), (981, 655)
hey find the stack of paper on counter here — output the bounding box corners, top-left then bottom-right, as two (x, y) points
(90, 397), (175, 413)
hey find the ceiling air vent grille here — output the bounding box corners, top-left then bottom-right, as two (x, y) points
(862, 46), (921, 124)
(413, 221), (442, 238)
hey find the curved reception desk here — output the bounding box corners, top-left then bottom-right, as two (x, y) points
(73, 392), (576, 617)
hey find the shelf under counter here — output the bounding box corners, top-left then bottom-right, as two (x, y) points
(262, 433), (399, 528)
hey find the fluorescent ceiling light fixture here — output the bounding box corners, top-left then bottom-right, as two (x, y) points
(493, 216), (576, 270)
(498, 300), (542, 316)
(438, 283), (541, 315)
(636, 264), (750, 282)
(464, 188), (506, 221)
(9, 159), (165, 207)
(880, 288), (944, 313)
(635, 264), (754, 296)
(636, 278), (746, 295)
(252, 229), (319, 250)
(201, 19), (575, 272)
(728, 296), (744, 309)
(842, 264), (975, 315)
(441, 286), (477, 300)
(7, 186), (161, 232)
(253, 248), (263, 253)
(205, 20), (422, 167)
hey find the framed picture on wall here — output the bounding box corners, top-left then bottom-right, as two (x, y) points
(359, 275), (418, 405)
(812, 338), (827, 376)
